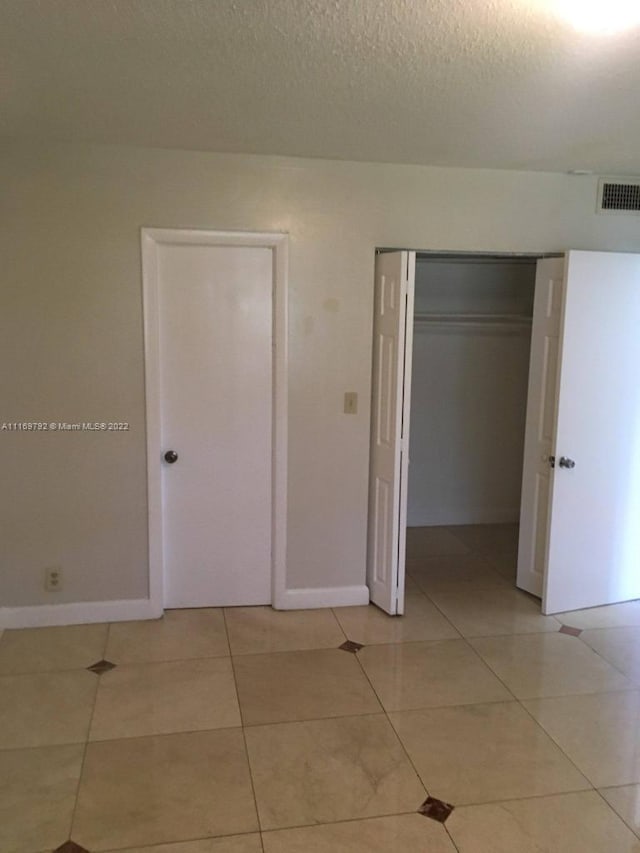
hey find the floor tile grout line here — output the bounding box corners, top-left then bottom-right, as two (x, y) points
(330, 605), (350, 642)
(222, 607), (265, 853)
(573, 630), (640, 684)
(98, 828), (262, 853)
(3, 689), (614, 756)
(508, 681), (599, 792)
(515, 682), (640, 793)
(6, 682), (640, 755)
(257, 809), (464, 849)
(93, 805), (484, 852)
(351, 646), (429, 800)
(2, 619), (619, 675)
(350, 639), (462, 851)
(66, 621), (110, 843)
(447, 783), (595, 809)
(419, 575), (524, 706)
(453, 627), (638, 703)
(592, 786), (640, 842)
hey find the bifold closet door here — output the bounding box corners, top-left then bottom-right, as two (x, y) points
(519, 250), (640, 615)
(517, 257), (564, 599)
(367, 251), (415, 615)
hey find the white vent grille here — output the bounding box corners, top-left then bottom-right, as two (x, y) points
(598, 178), (640, 214)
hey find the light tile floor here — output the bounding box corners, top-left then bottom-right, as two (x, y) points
(2, 524), (640, 852)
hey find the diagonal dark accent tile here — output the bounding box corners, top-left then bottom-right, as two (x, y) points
(339, 640), (364, 653)
(87, 659), (116, 675)
(559, 624), (582, 637)
(54, 841), (90, 853)
(418, 795), (455, 823)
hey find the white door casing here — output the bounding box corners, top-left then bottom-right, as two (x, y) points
(517, 256), (565, 597)
(367, 251), (415, 615)
(142, 229), (288, 612)
(542, 250), (640, 614)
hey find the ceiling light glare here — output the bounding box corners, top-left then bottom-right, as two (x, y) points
(557, 0), (640, 34)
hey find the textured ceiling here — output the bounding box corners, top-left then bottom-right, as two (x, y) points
(2, 0), (640, 173)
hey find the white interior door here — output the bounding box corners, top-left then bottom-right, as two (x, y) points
(542, 250), (640, 614)
(367, 251), (415, 615)
(157, 243), (272, 608)
(517, 257), (565, 597)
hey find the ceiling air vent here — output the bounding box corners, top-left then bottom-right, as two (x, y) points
(597, 178), (640, 214)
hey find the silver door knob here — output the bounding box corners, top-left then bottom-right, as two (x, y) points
(559, 456), (575, 469)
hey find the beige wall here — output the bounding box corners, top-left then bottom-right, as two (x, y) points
(1, 140), (639, 608)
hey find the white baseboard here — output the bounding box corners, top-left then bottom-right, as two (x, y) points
(407, 508), (520, 527)
(275, 584), (369, 610)
(0, 597), (163, 630)
(0, 585), (371, 628)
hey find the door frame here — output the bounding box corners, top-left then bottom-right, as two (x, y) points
(141, 228), (288, 612)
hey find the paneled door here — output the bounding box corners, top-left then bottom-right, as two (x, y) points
(367, 251), (415, 615)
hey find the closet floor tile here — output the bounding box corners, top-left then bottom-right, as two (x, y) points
(405, 526), (471, 557)
(445, 523), (520, 558)
(408, 553), (508, 593)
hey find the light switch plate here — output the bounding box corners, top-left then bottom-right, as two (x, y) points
(344, 391), (358, 414)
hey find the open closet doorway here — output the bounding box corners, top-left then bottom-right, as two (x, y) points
(367, 248), (640, 620)
(367, 249), (538, 619)
(405, 252), (535, 611)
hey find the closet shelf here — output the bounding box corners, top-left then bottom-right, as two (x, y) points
(414, 312), (532, 328)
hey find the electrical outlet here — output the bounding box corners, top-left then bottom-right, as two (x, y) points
(44, 567), (63, 592)
(344, 391), (358, 414)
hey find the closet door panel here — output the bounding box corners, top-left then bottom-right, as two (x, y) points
(367, 251), (414, 615)
(517, 257), (565, 597)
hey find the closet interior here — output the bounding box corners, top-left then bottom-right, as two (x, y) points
(407, 254), (537, 580)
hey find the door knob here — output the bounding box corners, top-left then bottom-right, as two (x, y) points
(164, 450), (178, 464)
(559, 456), (575, 469)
